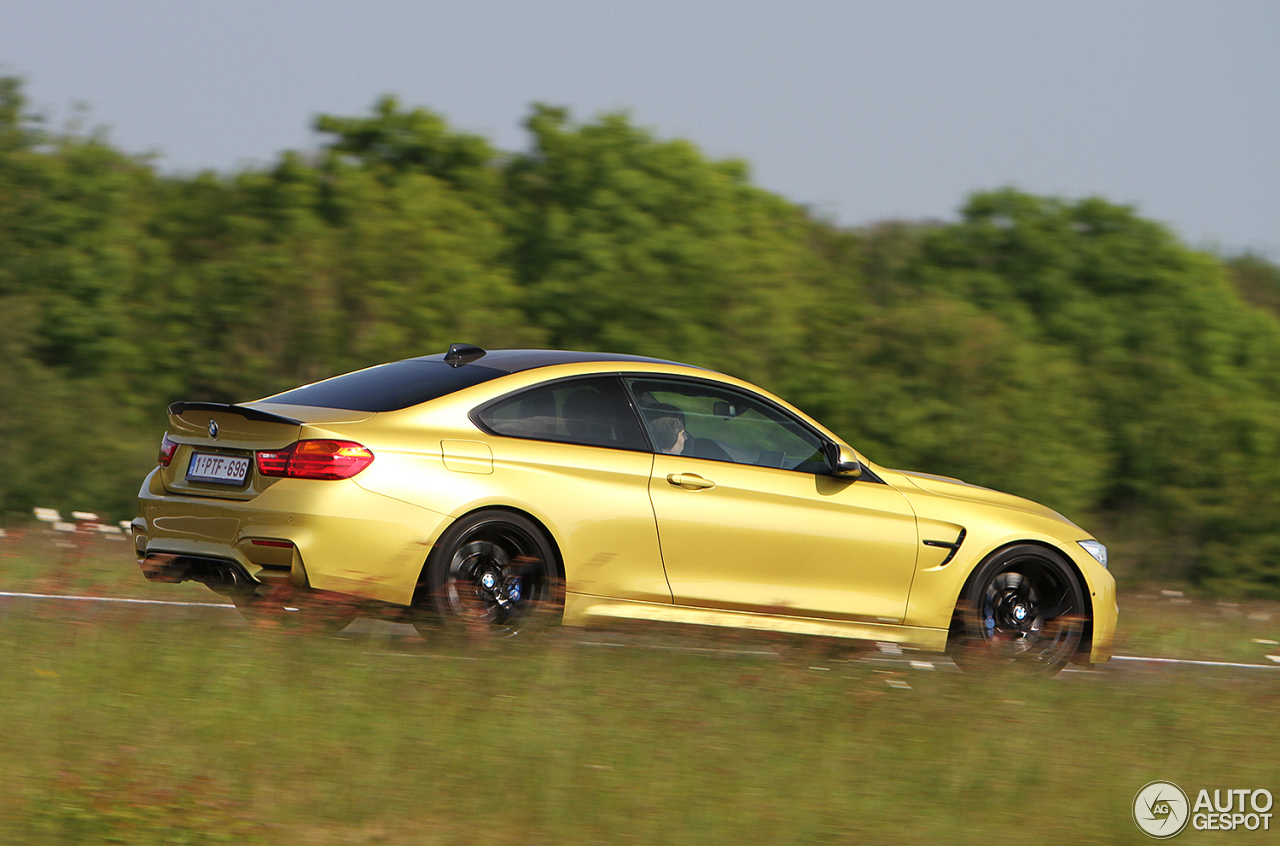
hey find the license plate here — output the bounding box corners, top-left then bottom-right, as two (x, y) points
(186, 452), (251, 485)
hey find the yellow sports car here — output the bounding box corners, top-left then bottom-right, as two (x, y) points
(134, 344), (1116, 672)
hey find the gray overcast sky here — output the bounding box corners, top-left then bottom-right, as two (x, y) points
(2, 1), (1277, 256)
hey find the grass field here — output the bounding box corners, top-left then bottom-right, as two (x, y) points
(2, 531), (1278, 844)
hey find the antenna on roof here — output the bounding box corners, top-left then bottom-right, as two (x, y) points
(444, 343), (486, 367)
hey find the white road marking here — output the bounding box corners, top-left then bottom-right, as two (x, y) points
(360, 652), (485, 661)
(0, 590), (234, 608)
(581, 640), (776, 657)
(1111, 654), (1280, 670)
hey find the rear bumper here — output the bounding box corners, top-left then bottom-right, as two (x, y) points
(140, 552), (258, 594)
(136, 468), (454, 606)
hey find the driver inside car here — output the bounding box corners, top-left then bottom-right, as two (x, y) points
(645, 403), (732, 461)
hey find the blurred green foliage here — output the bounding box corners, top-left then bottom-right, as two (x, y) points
(1, 77), (1278, 596)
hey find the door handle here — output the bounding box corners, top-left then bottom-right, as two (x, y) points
(667, 473), (715, 490)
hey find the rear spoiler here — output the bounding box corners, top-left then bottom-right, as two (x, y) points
(168, 402), (304, 426)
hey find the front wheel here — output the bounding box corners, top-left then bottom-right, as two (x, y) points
(414, 510), (562, 639)
(950, 545), (1087, 675)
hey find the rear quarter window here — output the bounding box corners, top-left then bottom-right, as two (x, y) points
(476, 377), (648, 451)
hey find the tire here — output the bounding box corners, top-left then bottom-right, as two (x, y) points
(414, 510), (562, 639)
(950, 544), (1087, 675)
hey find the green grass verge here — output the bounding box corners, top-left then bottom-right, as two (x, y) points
(1, 534), (1277, 844)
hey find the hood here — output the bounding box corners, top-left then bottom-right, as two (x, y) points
(895, 470), (1080, 530)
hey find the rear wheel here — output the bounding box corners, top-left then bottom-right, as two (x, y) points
(950, 545), (1087, 675)
(414, 510), (562, 639)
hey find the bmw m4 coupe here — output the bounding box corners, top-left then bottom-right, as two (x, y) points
(134, 344), (1116, 672)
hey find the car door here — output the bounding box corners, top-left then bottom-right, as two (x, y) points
(628, 377), (919, 624)
(472, 375), (671, 603)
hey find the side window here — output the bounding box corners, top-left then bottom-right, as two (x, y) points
(476, 377), (648, 451)
(626, 378), (829, 473)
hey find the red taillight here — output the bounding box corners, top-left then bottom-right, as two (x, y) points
(158, 434), (178, 467)
(255, 440), (375, 480)
(255, 446), (291, 476)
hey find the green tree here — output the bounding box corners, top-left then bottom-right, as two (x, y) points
(1225, 251), (1280, 319)
(3, 76), (1280, 597)
(0, 77), (159, 517)
(504, 106), (824, 387)
(910, 190), (1280, 592)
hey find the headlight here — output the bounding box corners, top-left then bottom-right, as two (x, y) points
(1078, 540), (1107, 568)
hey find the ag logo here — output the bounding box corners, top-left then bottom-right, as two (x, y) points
(1134, 781), (1190, 838)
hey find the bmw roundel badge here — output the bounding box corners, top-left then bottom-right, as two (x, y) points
(208, 419), (219, 439)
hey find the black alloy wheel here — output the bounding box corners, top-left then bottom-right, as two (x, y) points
(417, 510), (561, 639)
(951, 544), (1087, 674)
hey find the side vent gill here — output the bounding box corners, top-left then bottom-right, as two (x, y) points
(922, 528), (967, 568)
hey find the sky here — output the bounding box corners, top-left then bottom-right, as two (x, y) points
(2, 0), (1277, 257)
